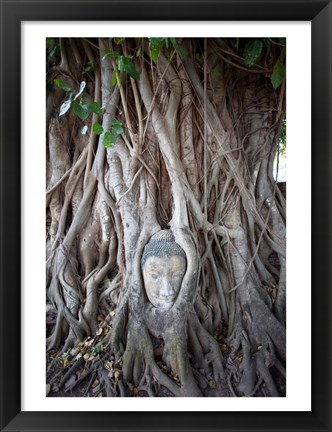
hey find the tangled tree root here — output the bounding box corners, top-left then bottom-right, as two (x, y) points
(46, 37), (286, 397)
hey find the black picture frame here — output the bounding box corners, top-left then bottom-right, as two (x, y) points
(1, 0), (331, 431)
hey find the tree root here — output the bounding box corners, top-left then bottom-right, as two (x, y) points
(99, 369), (117, 397)
(58, 357), (85, 389)
(227, 371), (237, 397)
(229, 314), (284, 397)
(46, 37), (286, 398)
(188, 310), (224, 382)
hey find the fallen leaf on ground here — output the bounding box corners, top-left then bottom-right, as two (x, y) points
(92, 379), (99, 388)
(104, 360), (113, 370)
(114, 369), (121, 379)
(208, 380), (217, 389)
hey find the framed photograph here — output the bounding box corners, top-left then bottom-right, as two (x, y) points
(1, 0), (331, 431)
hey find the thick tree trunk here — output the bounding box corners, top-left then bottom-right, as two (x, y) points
(46, 37), (286, 397)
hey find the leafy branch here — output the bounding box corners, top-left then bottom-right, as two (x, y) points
(54, 78), (124, 148)
(242, 39), (286, 89)
(103, 50), (140, 85)
(54, 79), (103, 126)
(148, 37), (187, 63)
(93, 119), (124, 148)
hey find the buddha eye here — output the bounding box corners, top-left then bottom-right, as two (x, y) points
(151, 273), (159, 280)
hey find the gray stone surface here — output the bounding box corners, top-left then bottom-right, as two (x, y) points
(141, 230), (187, 310)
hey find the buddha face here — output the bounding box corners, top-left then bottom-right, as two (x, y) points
(142, 255), (186, 309)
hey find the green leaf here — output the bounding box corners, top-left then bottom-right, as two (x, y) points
(102, 131), (118, 148)
(244, 39), (263, 67)
(59, 99), (72, 116)
(81, 125), (88, 135)
(87, 101), (103, 116)
(111, 70), (117, 86)
(59, 93), (72, 116)
(149, 38), (165, 63)
(110, 132), (118, 144)
(271, 59), (285, 89)
(113, 37), (125, 45)
(93, 122), (104, 135)
(170, 39), (187, 60)
(211, 68), (222, 78)
(74, 81), (86, 100)
(111, 119), (124, 134)
(117, 56), (128, 72)
(84, 61), (95, 74)
(124, 61), (140, 80)
(117, 56), (124, 71)
(149, 37), (165, 45)
(102, 49), (119, 60)
(195, 52), (202, 61)
(103, 131), (112, 148)
(117, 56), (140, 80)
(54, 79), (71, 92)
(72, 101), (90, 120)
(150, 45), (161, 63)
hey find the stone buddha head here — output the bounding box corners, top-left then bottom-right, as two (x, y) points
(141, 230), (187, 310)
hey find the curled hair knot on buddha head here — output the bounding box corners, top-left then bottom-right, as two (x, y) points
(141, 230), (186, 268)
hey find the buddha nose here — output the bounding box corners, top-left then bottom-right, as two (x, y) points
(160, 278), (173, 297)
